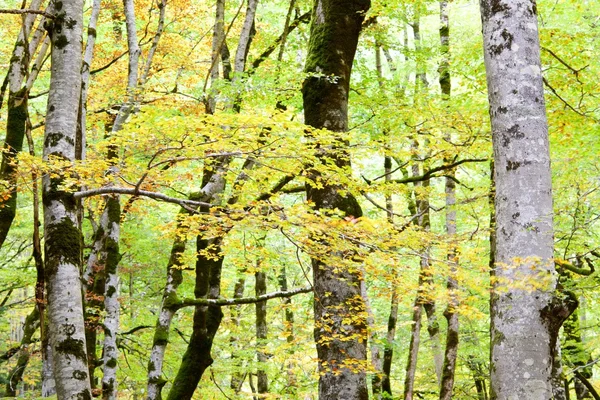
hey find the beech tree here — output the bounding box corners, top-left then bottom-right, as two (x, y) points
(302, 0), (371, 398)
(41, 0), (91, 397)
(480, 0), (574, 398)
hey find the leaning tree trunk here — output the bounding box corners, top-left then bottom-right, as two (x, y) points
(42, 0), (92, 397)
(302, 0), (370, 399)
(480, 1), (559, 398)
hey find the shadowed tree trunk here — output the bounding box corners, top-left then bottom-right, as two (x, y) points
(255, 268), (268, 394)
(302, 0), (370, 398)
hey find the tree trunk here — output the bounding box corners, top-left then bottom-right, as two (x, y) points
(4, 307), (39, 396)
(42, 0), (91, 397)
(278, 265), (297, 394)
(165, 236), (224, 400)
(229, 276), (246, 393)
(145, 210), (192, 400)
(302, 0), (370, 398)
(439, 1), (459, 398)
(0, 0), (43, 249)
(255, 269), (268, 394)
(101, 195), (120, 400)
(480, 1), (557, 398)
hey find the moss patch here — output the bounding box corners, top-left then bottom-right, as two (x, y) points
(106, 357), (117, 368)
(56, 337), (86, 361)
(72, 369), (88, 380)
(45, 218), (81, 277)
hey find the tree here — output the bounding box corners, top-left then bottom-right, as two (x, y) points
(302, 0), (371, 398)
(480, 0), (571, 398)
(41, 0), (91, 397)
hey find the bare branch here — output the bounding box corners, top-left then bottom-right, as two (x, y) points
(73, 187), (214, 212)
(385, 158), (488, 185)
(0, 8), (54, 18)
(173, 286), (312, 309)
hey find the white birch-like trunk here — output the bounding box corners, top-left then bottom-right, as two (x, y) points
(480, 1), (556, 398)
(100, 0), (139, 395)
(42, 0), (91, 397)
(78, 0), (102, 161)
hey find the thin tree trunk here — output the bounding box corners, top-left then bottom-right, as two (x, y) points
(42, 0), (91, 397)
(370, 45), (386, 400)
(101, 195), (120, 400)
(564, 304), (593, 399)
(255, 268), (268, 394)
(302, 1), (371, 399)
(165, 161), (228, 399)
(205, 0), (224, 114)
(78, 0), (101, 163)
(0, 0), (43, 249)
(438, 1), (459, 398)
(4, 307), (39, 396)
(145, 210), (192, 400)
(231, 0), (258, 112)
(480, 1), (563, 398)
(165, 235), (225, 400)
(140, 0), (167, 86)
(101, 1), (139, 395)
(230, 276), (246, 393)
(278, 265), (296, 394)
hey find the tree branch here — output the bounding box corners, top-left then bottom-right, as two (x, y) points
(250, 11), (311, 71)
(118, 325), (153, 336)
(0, 9), (54, 18)
(73, 187), (214, 212)
(574, 370), (600, 400)
(387, 158), (488, 185)
(173, 286), (312, 310)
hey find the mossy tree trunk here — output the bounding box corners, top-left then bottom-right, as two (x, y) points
(42, 0), (91, 397)
(0, 0), (43, 250)
(480, 0), (559, 398)
(146, 209), (194, 400)
(165, 162), (227, 400)
(165, 235), (224, 400)
(301, 0), (370, 398)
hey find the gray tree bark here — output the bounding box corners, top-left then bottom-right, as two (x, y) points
(42, 0), (92, 397)
(480, 1), (557, 398)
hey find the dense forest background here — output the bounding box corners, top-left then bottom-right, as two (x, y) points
(0, 0), (599, 398)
